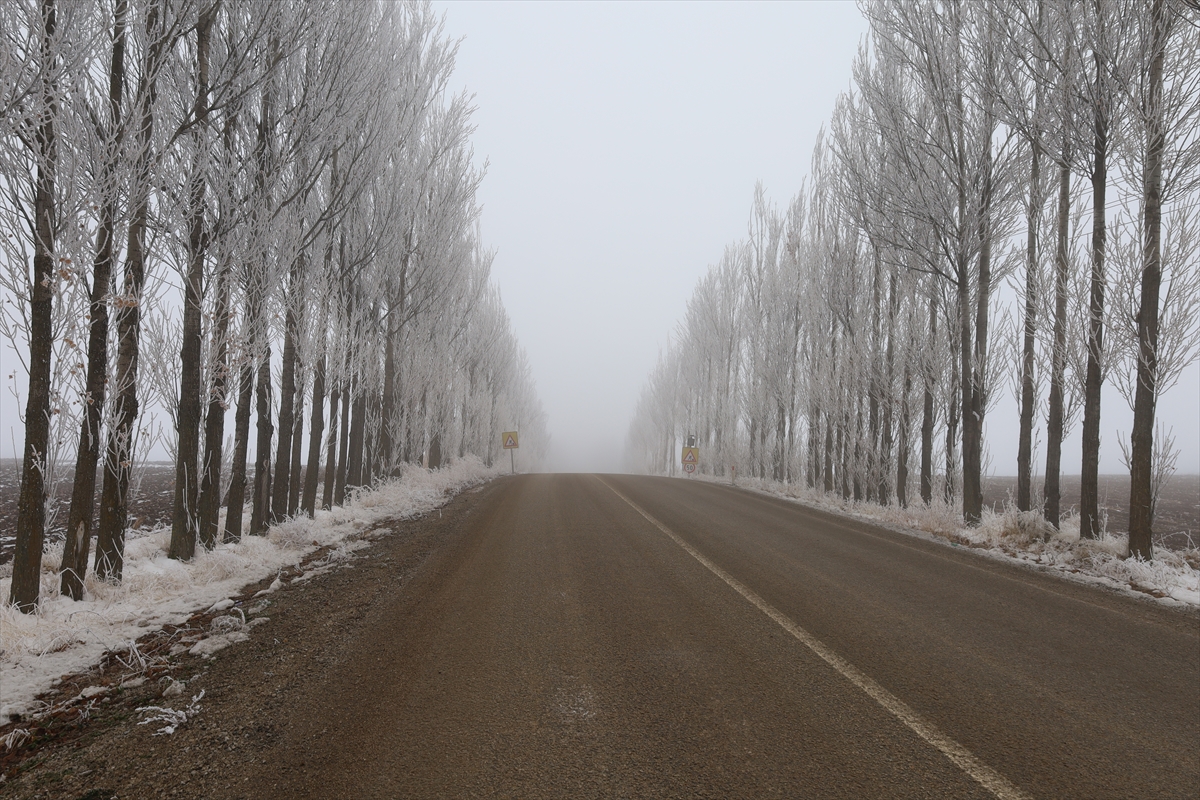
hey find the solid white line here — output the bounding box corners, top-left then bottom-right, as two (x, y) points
(600, 477), (1030, 800)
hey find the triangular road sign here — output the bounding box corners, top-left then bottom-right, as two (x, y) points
(682, 446), (698, 464)
(502, 431), (519, 449)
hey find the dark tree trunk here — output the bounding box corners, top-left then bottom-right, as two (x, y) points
(1128, 0), (1166, 561)
(879, 272), (897, 505)
(380, 317), (397, 474)
(428, 432), (442, 470)
(806, 401), (819, 489)
(10, 0), (59, 612)
(1080, 48), (1110, 540)
(773, 401), (787, 482)
(823, 411), (834, 493)
(867, 251), (882, 502)
(60, 0), (125, 600)
(302, 356), (325, 516)
(250, 346), (273, 535)
(346, 381), (366, 491)
(963, 119), (995, 527)
(223, 360), (254, 543)
(95, 0), (166, 584)
(852, 401), (863, 502)
(1044, 152), (1071, 528)
(898, 365), (912, 508)
(287, 385), (305, 515)
(334, 378), (351, 505)
(197, 246), (231, 550)
(839, 413), (851, 500)
(323, 384), (340, 509)
(271, 299), (298, 522)
(1018, 137), (1041, 513)
(920, 289), (937, 505)
(945, 299), (960, 506)
(169, 6), (213, 562)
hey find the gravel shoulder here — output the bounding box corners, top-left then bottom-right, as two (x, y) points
(0, 477), (506, 799)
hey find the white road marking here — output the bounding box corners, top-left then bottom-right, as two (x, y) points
(600, 477), (1030, 800)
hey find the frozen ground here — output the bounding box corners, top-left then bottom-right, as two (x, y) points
(698, 472), (1200, 609)
(0, 457), (500, 721)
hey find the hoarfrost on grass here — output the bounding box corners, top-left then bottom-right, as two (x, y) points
(697, 472), (1200, 607)
(0, 457), (499, 721)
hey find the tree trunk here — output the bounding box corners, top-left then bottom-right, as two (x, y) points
(197, 245), (231, 550)
(169, 6), (213, 562)
(302, 356), (325, 516)
(323, 384), (340, 509)
(334, 378), (351, 505)
(346, 379), (366, 491)
(95, 0), (165, 583)
(964, 111), (995, 527)
(945, 299), (960, 506)
(1017, 137), (1041, 513)
(921, 288), (937, 505)
(823, 411), (834, 493)
(879, 272), (897, 505)
(1128, 0), (1166, 561)
(223, 358), (254, 542)
(287, 381), (305, 515)
(1043, 152), (1071, 528)
(1080, 48), (1109, 540)
(250, 345), (273, 535)
(60, 0), (125, 600)
(10, 0), (59, 612)
(898, 365), (912, 508)
(271, 297), (298, 522)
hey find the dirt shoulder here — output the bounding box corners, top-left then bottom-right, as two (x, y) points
(0, 477), (507, 800)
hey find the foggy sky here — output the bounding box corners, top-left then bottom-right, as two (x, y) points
(436, 0), (1199, 476)
(0, 1), (1194, 478)
(436, 0), (873, 473)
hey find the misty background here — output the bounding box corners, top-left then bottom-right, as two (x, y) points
(433, 0), (1199, 475)
(0, 0), (1195, 476)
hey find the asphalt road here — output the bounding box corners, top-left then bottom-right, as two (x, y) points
(252, 474), (1199, 799)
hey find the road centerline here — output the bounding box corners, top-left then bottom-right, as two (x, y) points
(598, 476), (1030, 800)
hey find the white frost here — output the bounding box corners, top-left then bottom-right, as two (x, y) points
(705, 473), (1200, 608)
(0, 457), (498, 721)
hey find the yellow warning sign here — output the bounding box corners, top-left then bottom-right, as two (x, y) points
(502, 431), (519, 450)
(682, 446), (699, 465)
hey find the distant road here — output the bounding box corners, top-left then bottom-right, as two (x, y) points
(251, 474), (1198, 799)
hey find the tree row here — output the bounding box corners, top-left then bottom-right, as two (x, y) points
(627, 0), (1198, 561)
(2, 0), (546, 612)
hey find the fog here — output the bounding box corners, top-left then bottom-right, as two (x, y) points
(0, 1), (1195, 477)
(436, 1), (870, 472)
(436, 0), (1198, 476)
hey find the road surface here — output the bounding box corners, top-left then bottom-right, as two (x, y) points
(246, 474), (1199, 799)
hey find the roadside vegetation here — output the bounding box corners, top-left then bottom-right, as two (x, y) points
(1, 0), (546, 614)
(627, 0), (1199, 563)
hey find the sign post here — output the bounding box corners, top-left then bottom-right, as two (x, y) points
(502, 431), (519, 474)
(681, 445), (699, 475)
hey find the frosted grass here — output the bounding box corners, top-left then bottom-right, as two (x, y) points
(699, 473), (1200, 608)
(0, 457), (499, 720)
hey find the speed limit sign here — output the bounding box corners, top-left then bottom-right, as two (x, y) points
(683, 463), (696, 474)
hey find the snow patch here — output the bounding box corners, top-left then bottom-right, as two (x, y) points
(0, 457), (499, 720)
(698, 473), (1200, 608)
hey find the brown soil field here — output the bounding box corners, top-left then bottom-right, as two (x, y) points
(0, 461), (176, 566)
(982, 473), (1200, 551)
